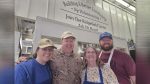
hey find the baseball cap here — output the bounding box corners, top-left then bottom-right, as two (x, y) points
(38, 38), (56, 49)
(99, 32), (112, 40)
(61, 31), (76, 39)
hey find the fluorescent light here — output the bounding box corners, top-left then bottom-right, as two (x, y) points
(128, 5), (136, 11)
(116, 0), (129, 7)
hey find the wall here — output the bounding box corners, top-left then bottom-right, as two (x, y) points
(14, 31), (20, 62)
(102, 1), (136, 42)
(15, 0), (136, 42)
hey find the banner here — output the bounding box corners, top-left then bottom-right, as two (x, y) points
(54, 0), (111, 32)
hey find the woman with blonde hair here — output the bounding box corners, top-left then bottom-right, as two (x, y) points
(81, 47), (119, 84)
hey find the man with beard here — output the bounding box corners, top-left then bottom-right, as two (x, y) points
(98, 32), (135, 84)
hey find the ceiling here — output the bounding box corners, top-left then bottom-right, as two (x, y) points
(104, 0), (136, 14)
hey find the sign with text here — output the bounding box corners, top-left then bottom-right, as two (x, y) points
(54, 0), (112, 32)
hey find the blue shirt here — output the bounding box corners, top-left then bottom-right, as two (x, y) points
(15, 59), (52, 84)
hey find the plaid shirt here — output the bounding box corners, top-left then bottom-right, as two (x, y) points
(50, 49), (83, 84)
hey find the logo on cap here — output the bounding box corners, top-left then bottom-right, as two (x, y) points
(99, 32), (112, 40)
(61, 31), (76, 39)
(38, 38), (56, 49)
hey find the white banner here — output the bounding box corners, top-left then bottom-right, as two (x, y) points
(54, 0), (111, 32)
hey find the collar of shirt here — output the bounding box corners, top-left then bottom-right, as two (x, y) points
(58, 49), (75, 57)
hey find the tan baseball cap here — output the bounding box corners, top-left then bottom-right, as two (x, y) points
(38, 38), (56, 49)
(61, 31), (76, 39)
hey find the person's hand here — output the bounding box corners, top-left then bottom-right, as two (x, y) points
(15, 56), (28, 64)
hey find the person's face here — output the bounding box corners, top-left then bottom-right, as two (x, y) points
(37, 46), (54, 62)
(85, 47), (97, 64)
(61, 37), (75, 53)
(99, 37), (113, 51)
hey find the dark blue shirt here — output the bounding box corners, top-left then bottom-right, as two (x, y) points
(15, 59), (52, 84)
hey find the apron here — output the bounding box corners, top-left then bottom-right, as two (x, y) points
(99, 49), (114, 68)
(83, 68), (104, 84)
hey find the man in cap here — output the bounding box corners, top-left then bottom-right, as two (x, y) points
(98, 32), (135, 84)
(50, 31), (83, 84)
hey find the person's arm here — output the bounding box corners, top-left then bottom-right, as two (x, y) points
(76, 55), (84, 84)
(130, 76), (136, 84)
(124, 53), (136, 84)
(15, 64), (27, 84)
